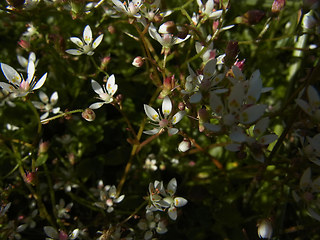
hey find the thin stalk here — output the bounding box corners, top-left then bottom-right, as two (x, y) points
(40, 109), (83, 124)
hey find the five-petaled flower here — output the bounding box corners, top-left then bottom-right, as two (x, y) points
(65, 25), (103, 56)
(112, 0), (143, 18)
(32, 91), (60, 120)
(0, 61), (47, 98)
(143, 96), (185, 135)
(89, 74), (118, 109)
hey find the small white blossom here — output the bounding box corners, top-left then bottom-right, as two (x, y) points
(143, 96), (185, 135)
(0, 62), (47, 98)
(55, 199), (73, 219)
(196, 0), (223, 20)
(112, 0), (143, 18)
(94, 184), (125, 213)
(138, 211), (167, 240)
(66, 25), (104, 56)
(90, 75), (118, 109)
(32, 91), (60, 120)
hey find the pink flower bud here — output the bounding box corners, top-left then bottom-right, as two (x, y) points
(39, 141), (49, 154)
(24, 170), (37, 185)
(132, 56), (144, 67)
(178, 102), (185, 111)
(18, 39), (30, 50)
(272, 0), (286, 13)
(234, 59), (246, 71)
(82, 108), (96, 122)
(159, 75), (175, 99)
(178, 138), (191, 152)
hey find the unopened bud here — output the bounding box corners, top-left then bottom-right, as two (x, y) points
(132, 56), (144, 68)
(224, 41), (239, 68)
(272, 0), (286, 13)
(39, 141), (49, 154)
(178, 138), (191, 152)
(257, 219), (273, 239)
(159, 75), (175, 99)
(24, 170), (37, 185)
(178, 102), (185, 111)
(82, 108), (96, 121)
(159, 21), (176, 34)
(101, 56), (111, 70)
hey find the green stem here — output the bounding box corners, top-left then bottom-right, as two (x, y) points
(40, 109), (84, 124)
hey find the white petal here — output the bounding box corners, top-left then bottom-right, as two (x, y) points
(29, 52), (36, 63)
(148, 23), (163, 43)
(296, 99), (312, 115)
(32, 101), (45, 109)
(1, 63), (21, 85)
(83, 25), (93, 45)
(203, 59), (216, 80)
(228, 83), (245, 113)
(89, 102), (105, 109)
(92, 34), (104, 49)
(168, 206), (177, 220)
(195, 42), (203, 54)
(258, 134), (278, 145)
(50, 91), (59, 105)
(239, 104), (267, 124)
(17, 55), (28, 68)
(307, 208), (320, 222)
(210, 92), (224, 115)
(300, 168), (311, 190)
(174, 197), (187, 207)
(144, 230), (153, 240)
(0, 82), (16, 92)
(247, 69), (262, 104)
(39, 91), (49, 103)
(43, 226), (59, 239)
(70, 37), (84, 48)
(231, 65), (245, 82)
(114, 194), (125, 203)
(69, 229), (79, 240)
(230, 126), (247, 143)
(65, 49), (83, 55)
(112, 0), (127, 12)
(171, 111), (185, 124)
(189, 92), (202, 103)
(253, 117), (269, 137)
(167, 178), (177, 195)
(168, 127), (179, 135)
(143, 128), (161, 135)
(106, 75), (117, 95)
(209, 9), (223, 19)
(225, 143), (241, 152)
(33, 73), (47, 90)
(91, 80), (104, 95)
(162, 96), (172, 117)
(172, 35), (191, 45)
(204, 0), (214, 16)
(40, 112), (49, 120)
(144, 104), (159, 122)
(203, 122), (222, 132)
(308, 85), (320, 108)
(52, 107), (60, 114)
(26, 60), (35, 83)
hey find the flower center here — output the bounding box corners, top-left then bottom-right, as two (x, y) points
(159, 119), (169, 128)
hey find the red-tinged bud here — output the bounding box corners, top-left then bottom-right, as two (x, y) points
(212, 20), (219, 33)
(18, 39), (30, 50)
(24, 169), (37, 185)
(159, 75), (175, 99)
(178, 138), (191, 152)
(59, 231), (68, 240)
(178, 102), (185, 111)
(234, 59), (246, 71)
(108, 25), (116, 34)
(39, 141), (49, 154)
(272, 0), (286, 13)
(101, 56), (111, 70)
(82, 108), (96, 122)
(224, 41), (239, 68)
(243, 10), (265, 25)
(132, 56), (144, 68)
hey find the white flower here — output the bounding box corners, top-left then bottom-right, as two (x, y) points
(196, 0), (223, 20)
(112, 0), (143, 18)
(55, 199), (73, 219)
(148, 22), (190, 51)
(32, 91), (60, 120)
(143, 154), (158, 171)
(296, 85), (320, 122)
(137, 211), (167, 240)
(0, 62), (47, 98)
(17, 52), (38, 72)
(89, 75), (118, 109)
(143, 96), (185, 135)
(94, 184), (125, 213)
(65, 25), (104, 56)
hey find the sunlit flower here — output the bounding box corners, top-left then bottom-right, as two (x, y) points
(0, 61), (47, 97)
(257, 219), (273, 239)
(90, 75), (118, 109)
(65, 25), (103, 56)
(112, 0), (143, 18)
(143, 96), (185, 135)
(148, 22), (190, 53)
(32, 91), (60, 120)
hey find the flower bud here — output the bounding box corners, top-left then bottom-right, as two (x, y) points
(24, 170), (37, 185)
(132, 56), (144, 68)
(257, 219), (273, 239)
(159, 75), (175, 98)
(272, 0), (286, 13)
(178, 102), (185, 111)
(178, 138), (191, 152)
(39, 141), (49, 154)
(224, 41), (239, 68)
(18, 40), (30, 50)
(82, 108), (96, 122)
(234, 58), (246, 71)
(243, 10), (265, 25)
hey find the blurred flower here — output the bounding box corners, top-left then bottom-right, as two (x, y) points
(55, 199), (73, 219)
(0, 202), (11, 217)
(272, 0), (286, 13)
(196, 0), (223, 20)
(178, 138), (191, 152)
(143, 154), (158, 171)
(65, 25), (103, 56)
(32, 91), (60, 120)
(44, 226), (79, 240)
(90, 75), (118, 109)
(94, 184), (125, 213)
(81, 108), (96, 121)
(257, 219), (273, 239)
(143, 96), (185, 135)
(301, 133), (320, 166)
(296, 85), (320, 122)
(0, 61), (47, 97)
(137, 211), (167, 240)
